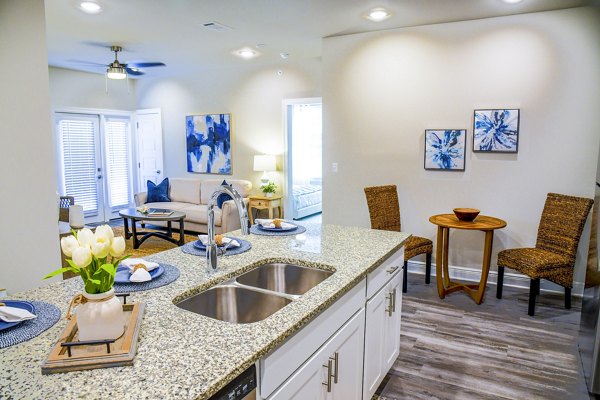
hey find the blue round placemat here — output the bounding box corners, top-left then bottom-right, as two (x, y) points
(0, 301), (61, 349)
(250, 223), (306, 236)
(113, 263), (180, 293)
(181, 237), (252, 256)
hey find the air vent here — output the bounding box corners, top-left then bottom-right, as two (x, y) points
(202, 22), (232, 32)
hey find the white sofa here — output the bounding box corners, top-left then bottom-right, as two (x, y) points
(134, 178), (252, 234)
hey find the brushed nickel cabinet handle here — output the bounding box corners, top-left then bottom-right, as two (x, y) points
(391, 288), (397, 313)
(385, 292), (393, 317)
(331, 352), (339, 384)
(387, 266), (399, 274)
(322, 358), (333, 392)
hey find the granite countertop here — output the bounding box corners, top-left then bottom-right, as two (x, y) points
(0, 223), (409, 400)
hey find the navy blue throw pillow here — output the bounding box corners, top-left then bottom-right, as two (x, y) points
(146, 178), (171, 203)
(216, 180), (233, 208)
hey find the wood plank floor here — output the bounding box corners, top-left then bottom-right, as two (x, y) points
(374, 273), (590, 400)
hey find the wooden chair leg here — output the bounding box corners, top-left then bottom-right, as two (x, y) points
(565, 287), (572, 309)
(496, 266), (504, 299)
(425, 253), (432, 285)
(528, 278), (540, 316)
(403, 260), (408, 293)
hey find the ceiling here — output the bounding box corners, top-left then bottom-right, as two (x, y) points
(45, 0), (597, 79)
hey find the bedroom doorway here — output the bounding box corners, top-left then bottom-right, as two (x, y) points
(284, 98), (322, 221)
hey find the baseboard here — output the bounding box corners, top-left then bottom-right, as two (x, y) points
(406, 260), (584, 297)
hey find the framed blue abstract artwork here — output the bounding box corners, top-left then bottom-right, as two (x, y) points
(473, 109), (520, 153)
(186, 113), (232, 174)
(424, 129), (466, 171)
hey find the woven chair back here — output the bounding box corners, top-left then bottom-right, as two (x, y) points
(536, 192), (593, 264)
(364, 185), (401, 232)
(59, 196), (74, 222)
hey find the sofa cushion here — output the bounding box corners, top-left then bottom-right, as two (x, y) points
(180, 204), (222, 226)
(217, 180), (233, 208)
(146, 178), (170, 203)
(200, 179), (252, 205)
(169, 178), (201, 204)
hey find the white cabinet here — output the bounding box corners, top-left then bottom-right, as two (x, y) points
(363, 259), (403, 400)
(269, 309), (365, 400)
(261, 247), (404, 400)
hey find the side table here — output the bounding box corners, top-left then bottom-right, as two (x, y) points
(248, 195), (283, 225)
(429, 214), (507, 304)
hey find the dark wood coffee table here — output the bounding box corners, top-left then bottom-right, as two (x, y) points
(118, 208), (186, 249)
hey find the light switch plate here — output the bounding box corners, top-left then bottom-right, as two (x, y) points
(331, 162), (338, 173)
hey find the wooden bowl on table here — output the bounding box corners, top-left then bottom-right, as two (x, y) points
(453, 208), (480, 222)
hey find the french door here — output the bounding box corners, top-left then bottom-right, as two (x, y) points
(55, 112), (133, 223)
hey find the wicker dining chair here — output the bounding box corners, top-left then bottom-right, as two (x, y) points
(496, 192), (593, 316)
(59, 196), (75, 222)
(364, 185), (433, 293)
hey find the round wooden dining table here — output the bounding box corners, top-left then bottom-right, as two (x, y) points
(429, 214), (507, 304)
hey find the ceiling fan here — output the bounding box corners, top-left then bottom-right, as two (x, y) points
(71, 45), (166, 79)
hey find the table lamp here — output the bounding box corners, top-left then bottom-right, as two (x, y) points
(253, 155), (276, 185)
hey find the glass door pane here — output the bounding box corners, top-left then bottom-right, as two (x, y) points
(56, 113), (105, 223)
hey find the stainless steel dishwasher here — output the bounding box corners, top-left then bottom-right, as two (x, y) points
(209, 364), (256, 400)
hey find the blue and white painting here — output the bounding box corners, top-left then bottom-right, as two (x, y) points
(424, 129), (466, 171)
(186, 114), (232, 174)
(473, 109), (520, 153)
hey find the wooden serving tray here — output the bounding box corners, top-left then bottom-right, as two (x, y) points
(41, 303), (145, 374)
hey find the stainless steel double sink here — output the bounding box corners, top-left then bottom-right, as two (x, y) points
(175, 263), (334, 324)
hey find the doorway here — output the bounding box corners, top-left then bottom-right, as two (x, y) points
(284, 98), (323, 221)
(55, 111), (134, 223)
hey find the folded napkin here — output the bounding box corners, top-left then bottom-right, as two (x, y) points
(0, 305), (37, 323)
(120, 258), (159, 283)
(121, 258), (159, 272)
(197, 235), (240, 248)
(256, 219), (296, 229)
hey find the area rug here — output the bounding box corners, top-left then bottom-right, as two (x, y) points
(112, 226), (197, 258)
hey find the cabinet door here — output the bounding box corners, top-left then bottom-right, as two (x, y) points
(363, 286), (388, 400)
(269, 309), (365, 400)
(330, 308), (365, 400)
(268, 348), (328, 400)
(383, 271), (403, 371)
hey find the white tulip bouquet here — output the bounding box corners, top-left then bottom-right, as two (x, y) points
(45, 225), (128, 294)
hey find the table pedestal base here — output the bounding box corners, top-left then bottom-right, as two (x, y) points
(435, 226), (494, 305)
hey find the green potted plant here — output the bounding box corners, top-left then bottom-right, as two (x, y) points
(260, 181), (278, 197)
(44, 225), (128, 341)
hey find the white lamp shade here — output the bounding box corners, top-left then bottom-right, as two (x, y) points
(69, 205), (85, 228)
(253, 155), (276, 172)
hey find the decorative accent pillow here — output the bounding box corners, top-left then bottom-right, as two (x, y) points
(146, 178), (171, 203)
(216, 180), (233, 208)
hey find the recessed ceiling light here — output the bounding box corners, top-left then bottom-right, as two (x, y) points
(365, 8), (391, 22)
(236, 48), (259, 59)
(280, 53), (289, 59)
(501, 0), (524, 3)
(78, 1), (103, 14)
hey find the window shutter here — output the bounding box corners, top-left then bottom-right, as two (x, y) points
(57, 115), (99, 215)
(104, 117), (131, 209)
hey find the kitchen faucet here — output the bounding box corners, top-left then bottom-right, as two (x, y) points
(206, 183), (250, 272)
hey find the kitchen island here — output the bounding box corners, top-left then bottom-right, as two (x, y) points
(0, 223), (409, 399)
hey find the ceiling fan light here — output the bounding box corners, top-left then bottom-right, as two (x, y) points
(106, 66), (127, 80)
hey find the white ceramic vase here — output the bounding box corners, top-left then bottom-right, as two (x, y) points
(265, 192), (273, 198)
(76, 288), (125, 341)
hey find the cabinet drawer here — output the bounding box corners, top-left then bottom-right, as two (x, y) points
(366, 248), (403, 299)
(251, 200), (268, 208)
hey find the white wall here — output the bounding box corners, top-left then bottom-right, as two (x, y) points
(136, 59), (321, 192)
(49, 67), (137, 111)
(323, 7), (600, 288)
(0, 0), (60, 293)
